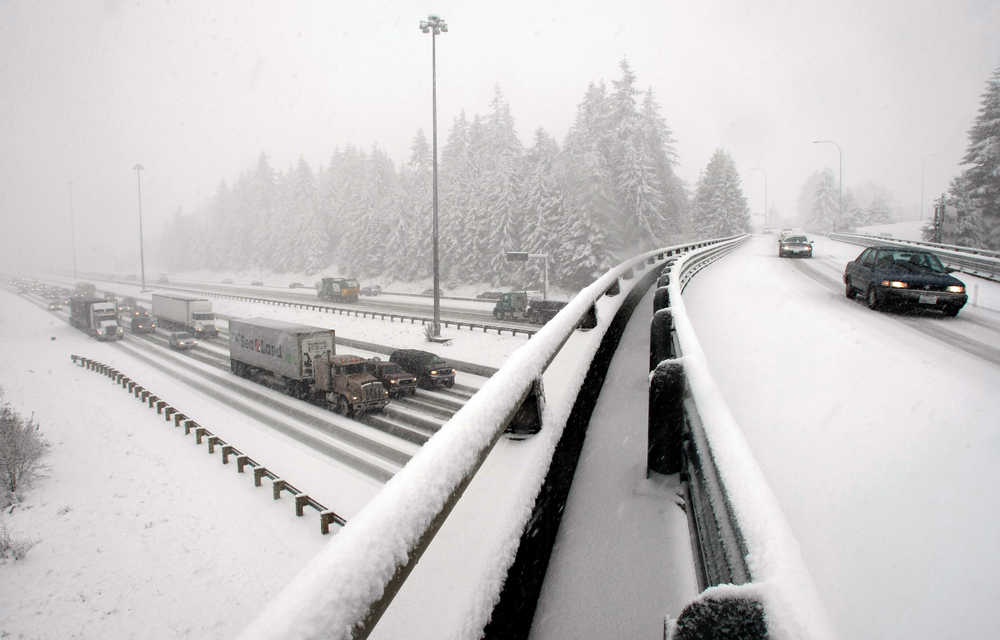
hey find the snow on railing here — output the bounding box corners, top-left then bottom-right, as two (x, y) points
(649, 239), (836, 640)
(69, 354), (346, 534)
(238, 236), (743, 640)
(830, 232), (1000, 282)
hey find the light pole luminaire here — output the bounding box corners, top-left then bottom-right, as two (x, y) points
(133, 164), (147, 292)
(812, 139), (843, 231)
(420, 14), (447, 337)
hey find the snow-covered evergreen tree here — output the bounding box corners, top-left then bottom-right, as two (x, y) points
(804, 169), (839, 232)
(691, 149), (751, 237)
(956, 65), (1000, 248)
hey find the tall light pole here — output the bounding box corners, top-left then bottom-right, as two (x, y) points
(812, 139), (843, 231)
(68, 181), (78, 279)
(133, 164), (147, 292)
(420, 14), (447, 338)
(749, 167), (767, 227)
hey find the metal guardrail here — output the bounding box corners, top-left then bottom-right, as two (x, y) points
(830, 232), (1000, 282)
(648, 237), (835, 639)
(238, 235), (745, 640)
(69, 354), (346, 535)
(149, 285), (540, 337)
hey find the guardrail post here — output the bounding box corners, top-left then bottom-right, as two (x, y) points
(505, 378), (544, 437)
(221, 445), (235, 464)
(653, 286), (670, 313)
(648, 359), (685, 475)
(650, 309), (675, 370)
(672, 597), (766, 640)
(236, 455), (250, 473)
(207, 435), (222, 454)
(173, 413), (186, 427)
(272, 479), (286, 499)
(194, 426), (208, 444)
(253, 466), (268, 487)
(295, 494), (311, 516)
(605, 278), (620, 297)
(183, 419), (196, 435)
(164, 407), (176, 422)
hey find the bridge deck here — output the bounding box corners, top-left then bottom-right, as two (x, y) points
(529, 286), (698, 639)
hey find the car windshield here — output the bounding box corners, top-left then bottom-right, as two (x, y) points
(883, 250), (947, 273)
(784, 236), (808, 243)
(382, 363), (404, 374)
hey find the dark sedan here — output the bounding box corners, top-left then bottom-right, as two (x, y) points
(844, 246), (968, 316)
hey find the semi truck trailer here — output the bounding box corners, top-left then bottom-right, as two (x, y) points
(151, 293), (218, 337)
(228, 317), (388, 415)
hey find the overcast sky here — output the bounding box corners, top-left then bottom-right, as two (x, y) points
(1, 0), (998, 273)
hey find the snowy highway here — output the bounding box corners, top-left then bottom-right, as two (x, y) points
(3, 234), (999, 639)
(682, 234), (1000, 639)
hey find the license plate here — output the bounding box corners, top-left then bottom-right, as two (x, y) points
(918, 294), (938, 304)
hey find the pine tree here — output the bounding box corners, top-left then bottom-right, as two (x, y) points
(521, 128), (563, 288)
(691, 149), (751, 237)
(957, 65), (1000, 248)
(804, 169), (839, 232)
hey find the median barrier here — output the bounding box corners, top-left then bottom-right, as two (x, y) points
(68, 354), (345, 535)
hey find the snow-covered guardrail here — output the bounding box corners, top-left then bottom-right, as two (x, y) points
(69, 354), (347, 535)
(830, 232), (1000, 282)
(648, 241), (835, 640)
(238, 235), (744, 640)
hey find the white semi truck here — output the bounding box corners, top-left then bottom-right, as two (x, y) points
(151, 293), (218, 337)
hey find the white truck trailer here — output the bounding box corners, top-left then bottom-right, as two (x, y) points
(229, 317), (336, 399)
(151, 293), (218, 337)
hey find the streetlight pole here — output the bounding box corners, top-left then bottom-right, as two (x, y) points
(812, 139), (843, 231)
(420, 14), (447, 338)
(133, 163), (147, 292)
(68, 181), (78, 280)
(750, 167), (767, 227)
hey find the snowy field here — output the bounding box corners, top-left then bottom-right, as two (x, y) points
(0, 287), (501, 639)
(684, 234), (1000, 639)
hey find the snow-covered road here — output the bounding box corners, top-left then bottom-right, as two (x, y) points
(684, 234), (1000, 639)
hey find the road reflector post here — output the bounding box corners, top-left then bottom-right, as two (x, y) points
(648, 359), (685, 475)
(650, 309), (675, 371)
(653, 286), (671, 313)
(672, 597), (767, 640)
(505, 378), (544, 437)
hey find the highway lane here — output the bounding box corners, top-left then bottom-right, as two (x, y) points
(682, 233), (1000, 640)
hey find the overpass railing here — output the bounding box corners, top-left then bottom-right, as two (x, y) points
(830, 232), (1000, 282)
(238, 235), (743, 640)
(649, 239), (835, 640)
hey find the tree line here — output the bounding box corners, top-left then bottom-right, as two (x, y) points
(157, 60), (751, 290)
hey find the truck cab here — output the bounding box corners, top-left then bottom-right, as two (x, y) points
(493, 291), (529, 320)
(317, 277), (360, 303)
(313, 354), (389, 416)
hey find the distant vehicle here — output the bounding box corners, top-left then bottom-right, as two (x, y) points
(317, 277), (360, 303)
(117, 296), (136, 314)
(289, 282), (305, 289)
(168, 331), (197, 350)
(476, 291), (503, 300)
(151, 293), (218, 337)
(390, 349), (455, 389)
(74, 282), (97, 297)
(365, 358), (417, 397)
(125, 274), (137, 281)
(221, 278), (234, 284)
(47, 301), (62, 311)
(130, 312), (156, 333)
(157, 274), (170, 284)
(843, 246), (968, 316)
(361, 285), (382, 296)
(250, 280), (263, 286)
(778, 234), (813, 258)
(493, 292), (567, 324)
(421, 288), (444, 296)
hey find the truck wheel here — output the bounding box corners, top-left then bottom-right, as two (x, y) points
(335, 395), (348, 415)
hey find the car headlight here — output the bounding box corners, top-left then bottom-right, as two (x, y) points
(430, 370), (437, 375)
(946, 285), (965, 294)
(390, 379), (397, 384)
(881, 280), (908, 288)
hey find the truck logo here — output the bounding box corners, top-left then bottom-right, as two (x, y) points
(232, 332), (283, 359)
